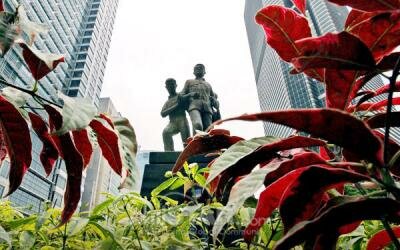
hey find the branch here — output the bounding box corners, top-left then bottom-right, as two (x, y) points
(0, 78), (63, 108)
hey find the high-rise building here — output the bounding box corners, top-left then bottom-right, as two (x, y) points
(0, 0), (119, 214)
(81, 97), (121, 212)
(244, 0), (346, 137)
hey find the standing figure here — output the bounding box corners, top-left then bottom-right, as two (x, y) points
(181, 64), (219, 133)
(161, 78), (192, 151)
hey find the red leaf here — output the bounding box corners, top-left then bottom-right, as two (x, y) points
(255, 5), (311, 62)
(328, 0), (400, 12)
(279, 166), (369, 231)
(99, 113), (114, 129)
(172, 132), (243, 173)
(356, 82), (400, 107)
(244, 167), (309, 242)
(319, 146), (335, 160)
(274, 198), (400, 250)
(29, 112), (59, 176)
(292, 32), (376, 71)
(19, 43), (64, 81)
(89, 120), (123, 175)
(0, 1), (3, 12)
(366, 112), (400, 128)
(264, 152), (326, 186)
(292, 0), (306, 14)
(347, 10), (400, 60)
(367, 226), (400, 250)
(377, 52), (400, 70)
(58, 133), (84, 224)
(324, 70), (359, 109)
(0, 96), (32, 195)
(43, 105), (62, 130)
(215, 109), (384, 166)
(72, 129), (92, 168)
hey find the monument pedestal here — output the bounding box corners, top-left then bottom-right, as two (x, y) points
(140, 151), (213, 198)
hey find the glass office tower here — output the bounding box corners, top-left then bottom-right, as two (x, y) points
(0, 0), (119, 213)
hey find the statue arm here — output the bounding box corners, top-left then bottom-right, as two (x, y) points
(210, 87), (220, 109)
(161, 102), (179, 118)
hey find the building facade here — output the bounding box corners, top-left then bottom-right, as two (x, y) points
(0, 0), (119, 214)
(244, 0), (346, 137)
(81, 98), (122, 212)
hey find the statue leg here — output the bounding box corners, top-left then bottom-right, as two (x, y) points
(201, 113), (213, 131)
(179, 118), (191, 147)
(163, 122), (178, 151)
(189, 110), (203, 133)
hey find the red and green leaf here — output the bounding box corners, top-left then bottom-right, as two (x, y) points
(72, 129), (92, 168)
(89, 119), (123, 175)
(328, 0), (400, 12)
(172, 132), (243, 173)
(367, 226), (400, 250)
(274, 198), (400, 250)
(215, 109), (384, 166)
(19, 42), (64, 81)
(99, 113), (114, 129)
(0, 96), (32, 196)
(292, 32), (376, 71)
(324, 70), (359, 109)
(244, 167), (309, 242)
(29, 112), (58, 176)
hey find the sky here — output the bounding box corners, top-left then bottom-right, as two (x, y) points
(102, 0), (265, 151)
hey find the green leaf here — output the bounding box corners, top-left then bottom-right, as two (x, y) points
(207, 136), (279, 183)
(162, 213), (178, 226)
(35, 210), (50, 232)
(181, 204), (203, 217)
(169, 178), (186, 190)
(194, 174), (207, 187)
(158, 195), (178, 206)
(151, 196), (160, 210)
(55, 93), (97, 135)
(66, 218), (89, 236)
(212, 167), (272, 239)
(91, 198), (114, 216)
(0, 225), (11, 249)
(19, 231), (35, 249)
(151, 177), (177, 197)
(4, 216), (37, 230)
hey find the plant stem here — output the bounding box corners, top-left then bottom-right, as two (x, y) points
(265, 218), (281, 249)
(384, 56), (400, 166)
(62, 223), (68, 250)
(122, 199), (143, 250)
(0, 78), (62, 108)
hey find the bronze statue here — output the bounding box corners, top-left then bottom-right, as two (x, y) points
(181, 64), (220, 133)
(161, 78), (193, 151)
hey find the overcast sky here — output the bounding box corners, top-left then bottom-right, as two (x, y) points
(102, 0), (264, 151)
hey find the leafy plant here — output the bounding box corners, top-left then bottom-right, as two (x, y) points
(171, 0), (400, 248)
(0, 1), (138, 225)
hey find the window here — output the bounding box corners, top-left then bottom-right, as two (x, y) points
(68, 89), (78, 97)
(84, 30), (93, 36)
(56, 176), (66, 189)
(78, 54), (87, 60)
(70, 80), (80, 87)
(86, 23), (95, 29)
(80, 46), (89, 52)
(82, 38), (91, 44)
(73, 71), (83, 78)
(75, 62), (85, 69)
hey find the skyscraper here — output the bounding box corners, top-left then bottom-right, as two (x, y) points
(244, 0), (346, 137)
(0, 0), (119, 214)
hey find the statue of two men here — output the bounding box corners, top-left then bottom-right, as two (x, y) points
(161, 64), (220, 151)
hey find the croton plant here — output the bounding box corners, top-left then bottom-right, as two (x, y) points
(172, 0), (400, 249)
(0, 1), (137, 225)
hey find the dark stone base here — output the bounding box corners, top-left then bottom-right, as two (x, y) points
(140, 151), (214, 199)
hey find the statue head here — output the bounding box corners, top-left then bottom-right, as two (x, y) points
(193, 64), (206, 78)
(165, 78), (177, 95)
